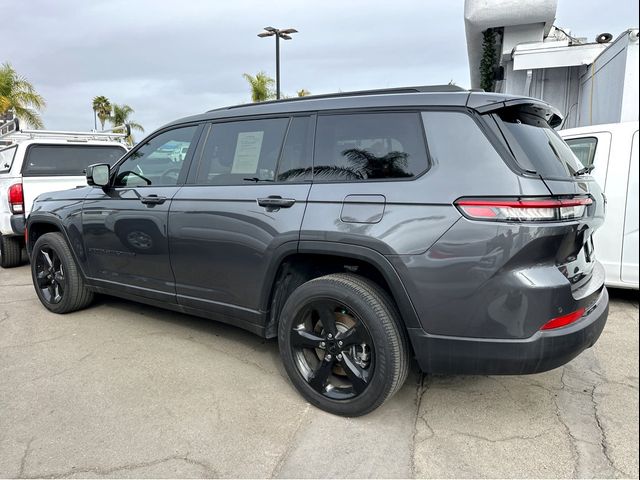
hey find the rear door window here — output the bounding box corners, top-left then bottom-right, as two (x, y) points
(313, 112), (429, 181)
(195, 118), (289, 185)
(494, 109), (583, 178)
(22, 144), (126, 177)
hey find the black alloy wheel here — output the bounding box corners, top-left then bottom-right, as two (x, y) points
(30, 232), (94, 314)
(291, 299), (375, 400)
(34, 246), (65, 304)
(279, 273), (409, 416)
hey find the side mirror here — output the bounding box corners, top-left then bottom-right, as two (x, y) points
(86, 163), (111, 187)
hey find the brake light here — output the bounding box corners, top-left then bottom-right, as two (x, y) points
(8, 183), (24, 214)
(540, 308), (586, 330)
(455, 197), (592, 222)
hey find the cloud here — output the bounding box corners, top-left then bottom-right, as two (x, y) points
(3, 0), (636, 134)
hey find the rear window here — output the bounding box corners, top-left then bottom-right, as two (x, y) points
(22, 144), (126, 177)
(0, 145), (17, 173)
(314, 112), (429, 181)
(495, 109), (583, 178)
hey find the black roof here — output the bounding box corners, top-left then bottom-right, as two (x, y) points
(164, 86), (561, 129)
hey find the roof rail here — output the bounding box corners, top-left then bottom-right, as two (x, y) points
(215, 85), (467, 111)
(0, 119), (131, 143)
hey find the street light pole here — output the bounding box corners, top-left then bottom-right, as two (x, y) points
(258, 26), (298, 100)
(275, 32), (280, 99)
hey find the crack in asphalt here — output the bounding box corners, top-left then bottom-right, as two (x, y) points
(1, 334), (70, 350)
(23, 453), (218, 479)
(27, 352), (94, 383)
(0, 298), (35, 305)
(554, 367), (580, 478)
(269, 404), (310, 478)
(591, 384), (629, 478)
(409, 373), (426, 478)
(18, 437), (35, 478)
(445, 428), (552, 443)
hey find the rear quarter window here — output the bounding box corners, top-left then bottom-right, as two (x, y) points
(0, 145), (17, 173)
(22, 144), (126, 177)
(313, 112), (429, 181)
(421, 110), (508, 176)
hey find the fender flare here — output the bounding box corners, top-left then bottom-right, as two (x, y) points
(259, 240), (421, 330)
(26, 213), (89, 279)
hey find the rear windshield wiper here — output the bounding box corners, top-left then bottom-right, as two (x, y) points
(573, 165), (595, 177)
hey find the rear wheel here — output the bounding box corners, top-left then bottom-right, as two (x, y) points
(31, 232), (94, 313)
(0, 234), (23, 268)
(278, 273), (409, 416)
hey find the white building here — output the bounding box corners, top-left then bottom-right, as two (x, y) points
(464, 0), (639, 128)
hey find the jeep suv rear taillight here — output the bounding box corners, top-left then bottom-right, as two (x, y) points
(455, 197), (592, 222)
(8, 183), (24, 214)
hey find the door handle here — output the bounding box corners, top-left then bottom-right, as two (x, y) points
(140, 194), (167, 205)
(257, 196), (296, 211)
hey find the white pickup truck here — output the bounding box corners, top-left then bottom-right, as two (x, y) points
(0, 121), (127, 267)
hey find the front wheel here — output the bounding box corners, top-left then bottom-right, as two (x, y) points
(278, 273), (409, 416)
(31, 232), (94, 314)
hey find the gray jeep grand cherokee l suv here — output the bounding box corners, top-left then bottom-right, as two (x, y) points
(26, 86), (609, 416)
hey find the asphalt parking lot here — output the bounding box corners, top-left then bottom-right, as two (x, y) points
(1, 264), (638, 478)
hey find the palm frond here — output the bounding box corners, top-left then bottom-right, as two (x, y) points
(0, 62), (46, 128)
(242, 71), (275, 102)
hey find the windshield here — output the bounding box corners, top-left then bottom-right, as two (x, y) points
(495, 109), (583, 178)
(0, 146), (17, 173)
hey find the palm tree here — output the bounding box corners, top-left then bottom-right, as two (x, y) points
(0, 62), (46, 129)
(242, 72), (275, 102)
(297, 89), (311, 97)
(109, 103), (144, 145)
(92, 96), (112, 130)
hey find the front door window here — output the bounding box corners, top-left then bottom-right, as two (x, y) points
(114, 126), (198, 187)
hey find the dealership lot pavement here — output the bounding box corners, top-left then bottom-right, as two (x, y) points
(1, 265), (638, 478)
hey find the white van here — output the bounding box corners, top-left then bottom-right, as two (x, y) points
(561, 121), (639, 289)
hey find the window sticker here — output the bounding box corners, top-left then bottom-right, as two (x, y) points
(231, 131), (264, 174)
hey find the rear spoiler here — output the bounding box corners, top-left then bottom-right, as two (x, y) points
(467, 96), (563, 128)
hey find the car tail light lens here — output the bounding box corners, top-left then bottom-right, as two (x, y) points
(540, 308), (586, 330)
(455, 197), (592, 222)
(8, 183), (24, 214)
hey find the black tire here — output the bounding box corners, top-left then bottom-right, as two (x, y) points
(278, 273), (410, 416)
(0, 234), (23, 268)
(31, 232), (94, 314)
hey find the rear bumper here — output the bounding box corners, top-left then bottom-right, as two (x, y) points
(409, 287), (609, 374)
(10, 214), (25, 235)
(1, 214), (25, 237)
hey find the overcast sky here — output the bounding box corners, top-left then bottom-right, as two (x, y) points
(2, 0), (638, 135)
